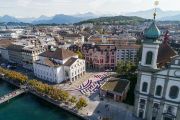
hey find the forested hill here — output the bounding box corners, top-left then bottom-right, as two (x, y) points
(76, 16), (151, 25)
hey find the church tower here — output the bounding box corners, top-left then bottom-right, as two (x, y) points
(141, 12), (161, 69)
(134, 1), (180, 120)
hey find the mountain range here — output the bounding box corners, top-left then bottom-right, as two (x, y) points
(0, 12), (99, 24)
(125, 8), (180, 21)
(0, 8), (180, 24)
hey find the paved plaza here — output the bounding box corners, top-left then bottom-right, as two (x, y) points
(54, 72), (140, 120)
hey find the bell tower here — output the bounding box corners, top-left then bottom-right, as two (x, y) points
(141, 1), (161, 69)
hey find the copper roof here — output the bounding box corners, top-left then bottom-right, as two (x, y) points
(40, 48), (77, 60)
(157, 43), (177, 68)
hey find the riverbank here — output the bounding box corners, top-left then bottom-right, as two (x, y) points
(0, 93), (82, 120)
(0, 77), (89, 120)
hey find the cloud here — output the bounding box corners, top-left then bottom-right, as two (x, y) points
(17, 0), (32, 7)
(0, 0), (179, 17)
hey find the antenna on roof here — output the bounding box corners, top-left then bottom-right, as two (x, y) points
(153, 0), (159, 20)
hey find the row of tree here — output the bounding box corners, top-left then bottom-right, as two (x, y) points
(0, 67), (28, 84)
(0, 67), (87, 110)
(28, 79), (87, 109)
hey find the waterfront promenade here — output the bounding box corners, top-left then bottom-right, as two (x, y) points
(0, 89), (26, 104)
(0, 70), (139, 120)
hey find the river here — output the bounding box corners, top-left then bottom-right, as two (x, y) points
(0, 79), (83, 120)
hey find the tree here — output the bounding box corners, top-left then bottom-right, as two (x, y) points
(75, 97), (88, 110)
(69, 96), (77, 104)
(116, 61), (136, 75)
(76, 51), (84, 59)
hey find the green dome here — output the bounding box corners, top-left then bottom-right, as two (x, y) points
(144, 21), (161, 39)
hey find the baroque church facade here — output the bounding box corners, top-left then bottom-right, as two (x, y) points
(134, 18), (180, 120)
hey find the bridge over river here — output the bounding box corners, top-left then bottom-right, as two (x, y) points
(0, 89), (26, 104)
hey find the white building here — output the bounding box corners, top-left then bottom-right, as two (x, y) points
(22, 46), (46, 70)
(116, 44), (141, 64)
(33, 48), (86, 83)
(134, 19), (180, 120)
(0, 29), (23, 38)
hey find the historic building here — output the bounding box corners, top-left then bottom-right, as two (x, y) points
(7, 44), (24, 64)
(100, 78), (130, 102)
(22, 45), (46, 70)
(134, 16), (180, 120)
(33, 48), (86, 83)
(116, 44), (141, 64)
(82, 44), (116, 71)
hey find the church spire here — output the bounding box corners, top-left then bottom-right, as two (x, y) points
(153, 0), (159, 21)
(143, 0), (161, 41)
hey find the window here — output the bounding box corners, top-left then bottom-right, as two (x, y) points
(163, 117), (173, 120)
(138, 110), (144, 118)
(153, 103), (159, 113)
(146, 51), (153, 65)
(167, 106), (173, 114)
(139, 99), (146, 109)
(152, 116), (156, 120)
(155, 85), (162, 96)
(111, 59), (114, 63)
(142, 82), (148, 92)
(169, 86), (179, 99)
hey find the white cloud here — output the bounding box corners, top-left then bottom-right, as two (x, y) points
(17, 0), (32, 7)
(0, 0), (179, 17)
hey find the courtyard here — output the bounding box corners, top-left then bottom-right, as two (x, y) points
(54, 71), (140, 120)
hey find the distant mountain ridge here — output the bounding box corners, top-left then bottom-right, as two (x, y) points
(126, 8), (180, 21)
(1, 9), (180, 24)
(0, 12), (99, 24)
(0, 15), (20, 23)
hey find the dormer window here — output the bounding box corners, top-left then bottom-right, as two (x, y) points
(146, 51), (153, 65)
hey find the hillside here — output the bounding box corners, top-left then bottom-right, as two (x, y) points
(76, 16), (150, 25)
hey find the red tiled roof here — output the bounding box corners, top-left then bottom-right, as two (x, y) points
(157, 43), (177, 67)
(40, 48), (77, 60)
(44, 58), (56, 67)
(116, 44), (141, 49)
(0, 39), (14, 48)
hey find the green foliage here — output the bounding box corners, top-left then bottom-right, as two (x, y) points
(28, 79), (70, 102)
(77, 16), (151, 25)
(0, 67), (28, 84)
(69, 96), (77, 104)
(75, 97), (87, 110)
(0, 67), (88, 107)
(116, 61), (136, 75)
(123, 74), (137, 105)
(75, 50), (84, 59)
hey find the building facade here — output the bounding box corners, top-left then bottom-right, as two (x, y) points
(134, 20), (180, 120)
(116, 45), (141, 64)
(7, 44), (24, 64)
(22, 46), (46, 70)
(82, 44), (116, 71)
(33, 48), (86, 83)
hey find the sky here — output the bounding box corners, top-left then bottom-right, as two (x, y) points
(0, 0), (180, 18)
